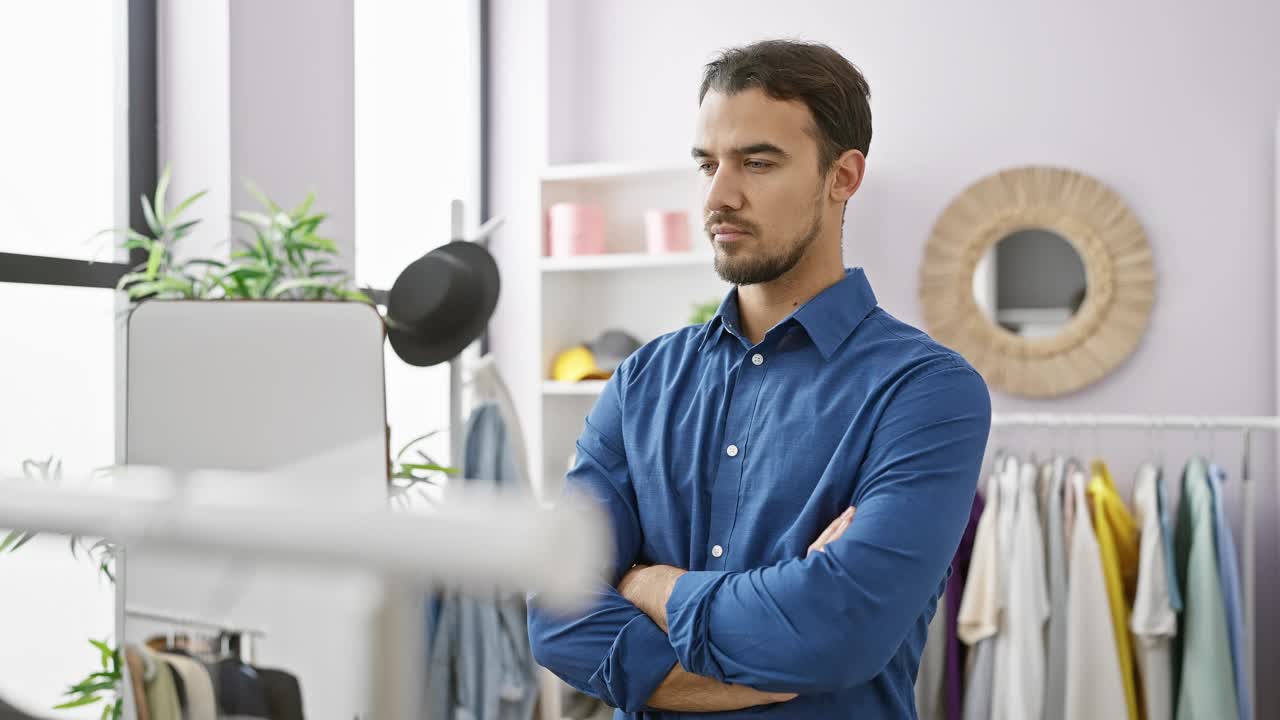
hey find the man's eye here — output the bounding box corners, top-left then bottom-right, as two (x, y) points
(746, 160), (771, 170)
(698, 162), (716, 175)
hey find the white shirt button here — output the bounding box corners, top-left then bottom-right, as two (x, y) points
(711, 544), (724, 558)
(752, 353), (764, 366)
(726, 444), (739, 457)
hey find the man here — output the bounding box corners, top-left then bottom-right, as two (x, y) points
(528, 39), (991, 718)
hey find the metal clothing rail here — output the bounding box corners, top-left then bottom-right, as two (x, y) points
(987, 412), (1265, 720)
(125, 606), (267, 637)
(125, 606), (266, 664)
(992, 412), (1280, 431)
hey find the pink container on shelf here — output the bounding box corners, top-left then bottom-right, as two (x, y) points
(547, 203), (606, 256)
(644, 210), (691, 253)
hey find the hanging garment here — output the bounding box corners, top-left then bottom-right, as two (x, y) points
(1065, 466), (1128, 720)
(214, 658), (272, 717)
(425, 402), (541, 720)
(944, 493), (985, 720)
(992, 459), (1049, 720)
(1062, 459), (1083, 565)
(1088, 460), (1142, 720)
(137, 646), (183, 720)
(157, 652), (217, 720)
(914, 602), (948, 720)
(256, 668), (305, 720)
(1207, 463), (1250, 720)
(987, 457), (1021, 717)
(125, 645), (152, 720)
(958, 465), (1005, 720)
(1130, 463), (1177, 720)
(1174, 458), (1239, 720)
(1043, 456), (1069, 720)
(1155, 467), (1183, 613)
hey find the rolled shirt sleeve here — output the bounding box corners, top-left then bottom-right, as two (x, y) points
(664, 364), (992, 694)
(527, 367), (679, 711)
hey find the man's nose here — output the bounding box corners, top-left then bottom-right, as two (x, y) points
(704, 165), (744, 213)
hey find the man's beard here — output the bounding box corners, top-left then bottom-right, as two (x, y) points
(712, 201), (823, 286)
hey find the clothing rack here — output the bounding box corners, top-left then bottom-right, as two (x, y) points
(988, 412), (1264, 720)
(125, 607), (267, 637)
(0, 472), (606, 719)
(125, 606), (266, 664)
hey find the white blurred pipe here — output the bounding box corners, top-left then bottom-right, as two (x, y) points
(0, 473), (605, 610)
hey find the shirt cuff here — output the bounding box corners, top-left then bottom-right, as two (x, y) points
(587, 613), (678, 712)
(664, 569), (731, 680)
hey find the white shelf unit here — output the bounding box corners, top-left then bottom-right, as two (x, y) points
(541, 251), (711, 273)
(542, 380), (607, 396)
(535, 165), (728, 499)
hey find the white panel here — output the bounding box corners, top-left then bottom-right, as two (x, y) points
(124, 300), (388, 719)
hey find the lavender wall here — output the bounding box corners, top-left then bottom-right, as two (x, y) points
(532, 0), (1280, 714)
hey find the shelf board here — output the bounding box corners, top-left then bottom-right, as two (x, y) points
(541, 252), (711, 273)
(542, 380), (607, 396)
(540, 161), (692, 182)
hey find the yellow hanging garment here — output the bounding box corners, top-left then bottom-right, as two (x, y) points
(1088, 460), (1144, 720)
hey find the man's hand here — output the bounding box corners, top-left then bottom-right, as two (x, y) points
(807, 505), (855, 556)
(617, 563), (684, 632)
(618, 566), (799, 711)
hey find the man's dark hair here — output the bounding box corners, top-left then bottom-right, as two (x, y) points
(699, 39), (872, 172)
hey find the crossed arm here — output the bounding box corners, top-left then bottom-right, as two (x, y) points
(615, 508), (857, 711)
(527, 362), (990, 713)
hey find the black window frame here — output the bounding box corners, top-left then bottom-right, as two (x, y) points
(0, 0), (156, 288)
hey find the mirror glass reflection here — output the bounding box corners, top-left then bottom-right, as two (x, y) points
(972, 229), (1088, 338)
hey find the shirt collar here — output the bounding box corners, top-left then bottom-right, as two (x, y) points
(698, 268), (879, 360)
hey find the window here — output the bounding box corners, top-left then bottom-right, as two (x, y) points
(0, 1), (156, 716)
(354, 0), (484, 472)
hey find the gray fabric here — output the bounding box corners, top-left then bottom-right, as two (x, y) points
(424, 403), (539, 720)
(914, 601), (948, 719)
(963, 637), (996, 720)
(1044, 456), (1069, 720)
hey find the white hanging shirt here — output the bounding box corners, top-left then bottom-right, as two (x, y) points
(992, 459), (1050, 720)
(958, 463), (1006, 719)
(1064, 467), (1128, 719)
(1130, 462), (1177, 720)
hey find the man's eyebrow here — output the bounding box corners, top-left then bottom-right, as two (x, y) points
(691, 143), (792, 160)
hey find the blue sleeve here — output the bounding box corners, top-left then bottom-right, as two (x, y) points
(664, 364), (991, 694)
(527, 369), (679, 711)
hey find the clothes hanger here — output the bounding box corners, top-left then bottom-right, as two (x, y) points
(1240, 428), (1252, 485)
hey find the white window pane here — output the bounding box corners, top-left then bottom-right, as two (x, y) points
(0, 2), (118, 260)
(0, 283), (117, 718)
(355, 1), (481, 464)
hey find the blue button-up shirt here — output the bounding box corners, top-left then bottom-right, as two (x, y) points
(529, 268), (991, 718)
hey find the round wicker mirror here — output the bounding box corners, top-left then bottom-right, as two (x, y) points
(920, 166), (1155, 397)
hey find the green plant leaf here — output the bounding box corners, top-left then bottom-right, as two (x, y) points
(0, 529), (26, 552)
(66, 679), (115, 695)
(153, 167), (171, 225)
(140, 195), (161, 237)
(291, 192), (316, 218)
(182, 258), (226, 269)
(53, 694), (103, 709)
(115, 271), (153, 291)
(170, 219), (201, 240)
(398, 462), (459, 475)
(243, 179), (282, 213)
(168, 189), (208, 223)
(144, 243), (165, 278)
(126, 278), (194, 299)
(267, 277), (335, 299)
(9, 531), (37, 552)
(234, 210), (273, 229)
(332, 287), (371, 303)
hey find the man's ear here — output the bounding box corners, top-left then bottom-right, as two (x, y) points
(828, 149), (866, 202)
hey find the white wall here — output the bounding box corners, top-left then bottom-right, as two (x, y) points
(494, 0), (1280, 715)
